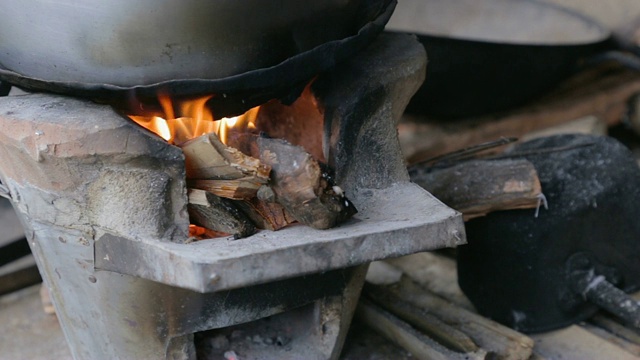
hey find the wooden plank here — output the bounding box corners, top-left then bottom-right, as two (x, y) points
(532, 325), (640, 360)
(399, 67), (640, 164)
(520, 115), (607, 142)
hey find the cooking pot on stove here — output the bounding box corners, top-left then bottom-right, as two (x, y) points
(0, 0), (366, 86)
(0, 0), (395, 117)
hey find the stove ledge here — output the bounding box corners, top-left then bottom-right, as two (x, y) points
(95, 181), (464, 293)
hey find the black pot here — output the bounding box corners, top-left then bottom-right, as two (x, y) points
(458, 134), (640, 333)
(386, 0), (615, 118)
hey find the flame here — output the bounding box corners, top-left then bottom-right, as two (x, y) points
(128, 95), (259, 145)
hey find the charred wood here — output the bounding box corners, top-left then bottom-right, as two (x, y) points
(187, 189), (255, 239)
(235, 197), (296, 231)
(257, 137), (357, 229)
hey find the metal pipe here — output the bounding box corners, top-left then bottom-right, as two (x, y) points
(583, 276), (640, 329)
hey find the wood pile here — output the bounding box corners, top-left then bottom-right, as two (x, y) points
(181, 132), (356, 239)
(354, 252), (640, 360)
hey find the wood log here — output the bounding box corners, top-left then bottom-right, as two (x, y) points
(187, 178), (262, 200)
(180, 132), (270, 182)
(410, 159), (542, 220)
(394, 277), (534, 360)
(187, 189), (255, 239)
(257, 137), (357, 229)
(363, 283), (479, 353)
(384, 252), (534, 359)
(356, 299), (488, 360)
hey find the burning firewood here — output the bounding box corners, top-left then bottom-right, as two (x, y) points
(180, 132), (277, 236)
(187, 189), (255, 239)
(180, 132), (270, 182)
(257, 137), (357, 229)
(236, 194), (297, 231)
(187, 178), (262, 200)
(182, 131), (355, 234)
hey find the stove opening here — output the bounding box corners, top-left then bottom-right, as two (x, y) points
(121, 83), (353, 240)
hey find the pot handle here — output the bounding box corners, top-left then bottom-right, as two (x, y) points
(567, 253), (640, 329)
(587, 51), (640, 72)
(586, 35), (640, 72)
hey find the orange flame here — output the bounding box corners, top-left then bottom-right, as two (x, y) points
(128, 95), (259, 145)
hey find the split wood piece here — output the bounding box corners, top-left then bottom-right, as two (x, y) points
(187, 178), (262, 200)
(257, 137), (357, 229)
(235, 197), (296, 231)
(363, 283), (479, 354)
(356, 299), (488, 360)
(410, 158), (542, 220)
(180, 132), (270, 182)
(187, 189), (255, 239)
(400, 65), (640, 164)
(394, 277), (535, 360)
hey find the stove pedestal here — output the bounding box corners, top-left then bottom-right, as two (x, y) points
(0, 34), (464, 359)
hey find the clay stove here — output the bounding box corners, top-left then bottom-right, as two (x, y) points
(0, 34), (464, 359)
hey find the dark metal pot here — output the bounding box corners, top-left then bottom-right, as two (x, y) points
(0, 0), (395, 117)
(458, 134), (640, 333)
(385, 0), (616, 118)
